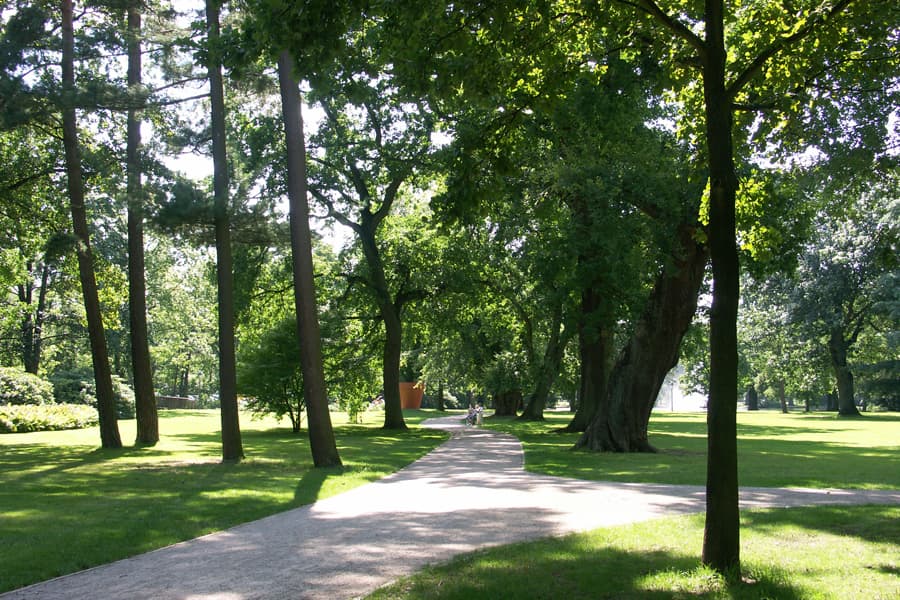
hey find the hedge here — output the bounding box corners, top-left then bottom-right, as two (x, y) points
(0, 367), (54, 406)
(0, 404), (99, 433)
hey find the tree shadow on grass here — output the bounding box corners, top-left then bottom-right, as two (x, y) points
(374, 540), (806, 600)
(741, 504), (900, 546)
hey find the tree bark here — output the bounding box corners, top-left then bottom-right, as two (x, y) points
(828, 327), (860, 416)
(19, 263), (48, 374)
(126, 0), (159, 445)
(207, 0), (243, 461)
(701, 0), (741, 575)
(277, 50), (342, 467)
(355, 215), (408, 430)
(493, 389), (521, 416)
(61, 0), (121, 449)
(562, 286), (613, 432)
(777, 379), (788, 414)
(518, 303), (568, 421)
(575, 223), (707, 452)
(436, 380), (445, 411)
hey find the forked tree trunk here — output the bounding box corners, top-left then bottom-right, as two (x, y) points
(278, 50), (342, 466)
(207, 0), (243, 461)
(61, 0), (121, 449)
(126, 0), (159, 445)
(574, 224), (707, 452)
(519, 304), (568, 421)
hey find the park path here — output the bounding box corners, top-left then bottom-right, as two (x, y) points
(5, 415), (899, 599)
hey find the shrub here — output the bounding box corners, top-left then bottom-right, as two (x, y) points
(0, 403), (98, 433)
(48, 368), (136, 419)
(0, 367), (54, 406)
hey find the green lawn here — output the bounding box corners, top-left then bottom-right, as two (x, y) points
(370, 505), (900, 599)
(0, 408), (448, 593)
(484, 410), (900, 489)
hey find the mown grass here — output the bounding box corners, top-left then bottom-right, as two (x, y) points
(484, 410), (900, 489)
(370, 505), (900, 599)
(0, 408), (447, 593)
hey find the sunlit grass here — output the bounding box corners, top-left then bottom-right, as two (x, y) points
(0, 408), (448, 593)
(369, 505), (900, 599)
(484, 411), (900, 489)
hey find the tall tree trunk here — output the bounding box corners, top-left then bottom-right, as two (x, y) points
(61, 0), (121, 449)
(701, 0), (741, 575)
(126, 1), (158, 445)
(206, 0), (243, 461)
(828, 327), (859, 416)
(575, 224), (707, 452)
(356, 220), (407, 430)
(277, 50), (342, 467)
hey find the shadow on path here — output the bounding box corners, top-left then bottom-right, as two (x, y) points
(5, 415), (898, 600)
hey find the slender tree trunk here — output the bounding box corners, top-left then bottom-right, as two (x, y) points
(126, 1), (158, 445)
(356, 221), (407, 430)
(828, 328), (859, 416)
(575, 224), (707, 451)
(277, 50), (342, 467)
(206, 0), (242, 461)
(777, 379), (788, 414)
(701, 0), (741, 575)
(436, 380), (445, 411)
(61, 0), (121, 449)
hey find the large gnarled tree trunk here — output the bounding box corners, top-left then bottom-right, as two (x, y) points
(277, 50), (343, 466)
(575, 224), (707, 452)
(61, 0), (121, 449)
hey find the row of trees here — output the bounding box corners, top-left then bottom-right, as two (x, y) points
(2, 0), (897, 575)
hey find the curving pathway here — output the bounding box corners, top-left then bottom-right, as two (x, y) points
(5, 415), (898, 599)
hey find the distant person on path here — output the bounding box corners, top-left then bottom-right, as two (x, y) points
(475, 402), (484, 426)
(466, 404), (477, 426)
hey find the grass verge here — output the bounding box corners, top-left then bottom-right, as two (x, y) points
(484, 411), (900, 489)
(0, 408), (448, 593)
(369, 505), (900, 599)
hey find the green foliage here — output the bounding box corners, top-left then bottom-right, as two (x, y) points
(48, 368), (135, 419)
(0, 403), (98, 433)
(0, 367), (54, 406)
(238, 317), (306, 432)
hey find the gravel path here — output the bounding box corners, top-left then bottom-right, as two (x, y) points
(6, 415), (899, 599)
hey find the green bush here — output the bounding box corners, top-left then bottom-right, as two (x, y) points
(0, 367), (54, 406)
(0, 403), (98, 433)
(49, 368), (136, 419)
